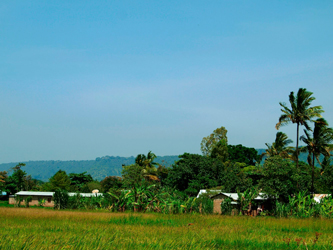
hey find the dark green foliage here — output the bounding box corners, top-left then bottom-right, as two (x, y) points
(157, 165), (169, 186)
(166, 153), (224, 196)
(24, 196), (32, 208)
(121, 164), (145, 188)
(100, 176), (122, 193)
(211, 139), (229, 162)
(69, 172), (93, 192)
(220, 162), (252, 192)
(194, 193), (214, 214)
(260, 156), (297, 202)
(228, 145), (261, 165)
(47, 170), (71, 191)
(5, 163), (27, 194)
(320, 157), (333, 194)
(221, 197), (233, 215)
(14, 195), (23, 207)
(54, 189), (69, 209)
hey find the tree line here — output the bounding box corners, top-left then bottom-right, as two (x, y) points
(1, 88), (333, 210)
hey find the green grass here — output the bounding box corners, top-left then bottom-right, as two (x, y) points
(1, 208), (333, 249)
(0, 200), (13, 207)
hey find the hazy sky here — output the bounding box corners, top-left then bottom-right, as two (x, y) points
(1, 1), (332, 163)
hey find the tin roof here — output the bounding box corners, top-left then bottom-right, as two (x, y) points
(197, 189), (268, 200)
(15, 191), (103, 197)
(314, 194), (330, 203)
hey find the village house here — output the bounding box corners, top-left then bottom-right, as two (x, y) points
(9, 191), (103, 207)
(197, 189), (269, 215)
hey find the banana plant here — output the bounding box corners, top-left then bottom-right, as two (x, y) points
(108, 190), (132, 212)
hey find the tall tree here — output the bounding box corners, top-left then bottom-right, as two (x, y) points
(48, 170), (71, 191)
(276, 88), (324, 170)
(227, 144), (261, 166)
(201, 126), (228, 156)
(0, 171), (8, 193)
(210, 139), (229, 162)
(300, 118), (333, 193)
(259, 156), (298, 202)
(135, 151), (159, 181)
(69, 172), (93, 192)
(5, 163), (27, 194)
(263, 132), (294, 159)
(165, 153), (224, 196)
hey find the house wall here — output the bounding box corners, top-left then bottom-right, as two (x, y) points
(213, 199), (223, 214)
(9, 195), (54, 207)
(8, 196), (15, 205)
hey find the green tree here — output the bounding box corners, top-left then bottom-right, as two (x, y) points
(165, 153), (224, 196)
(264, 132), (294, 159)
(23, 175), (38, 191)
(157, 165), (169, 186)
(53, 189), (69, 209)
(48, 170), (71, 191)
(227, 144), (261, 166)
(320, 157), (333, 194)
(0, 171), (7, 193)
(259, 156), (297, 202)
(5, 163), (27, 194)
(121, 164), (145, 188)
(220, 161), (252, 192)
(135, 151), (159, 181)
(276, 88), (324, 170)
(300, 118), (333, 192)
(201, 126), (228, 157)
(69, 172), (93, 192)
(100, 176), (122, 192)
(211, 139), (229, 162)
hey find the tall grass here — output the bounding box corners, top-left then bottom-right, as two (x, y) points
(1, 207), (333, 249)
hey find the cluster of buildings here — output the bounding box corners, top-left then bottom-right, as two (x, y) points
(3, 190), (329, 215)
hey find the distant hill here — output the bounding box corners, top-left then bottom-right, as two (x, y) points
(0, 150), (326, 182)
(0, 155), (180, 182)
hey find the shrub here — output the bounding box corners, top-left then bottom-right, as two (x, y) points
(14, 195), (23, 207)
(24, 196), (32, 208)
(54, 189), (69, 209)
(221, 197), (233, 215)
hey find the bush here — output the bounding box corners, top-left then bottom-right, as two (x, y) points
(54, 189), (69, 209)
(24, 196), (32, 208)
(14, 195), (23, 208)
(221, 198), (233, 215)
(195, 194), (214, 214)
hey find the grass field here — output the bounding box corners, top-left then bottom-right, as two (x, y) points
(1, 208), (333, 249)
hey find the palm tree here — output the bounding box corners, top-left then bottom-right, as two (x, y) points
(135, 151), (157, 167)
(264, 132), (294, 159)
(135, 151), (159, 181)
(276, 88), (324, 170)
(300, 118), (333, 192)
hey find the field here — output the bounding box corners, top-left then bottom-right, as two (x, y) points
(1, 207), (333, 250)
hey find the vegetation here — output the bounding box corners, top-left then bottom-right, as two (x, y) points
(276, 88), (324, 171)
(2, 208), (333, 249)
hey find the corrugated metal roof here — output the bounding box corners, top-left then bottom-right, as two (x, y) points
(314, 194), (330, 203)
(197, 190), (268, 200)
(15, 191), (103, 197)
(16, 191), (54, 196)
(222, 193), (268, 201)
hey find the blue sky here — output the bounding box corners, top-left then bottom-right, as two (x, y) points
(0, 1), (332, 163)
